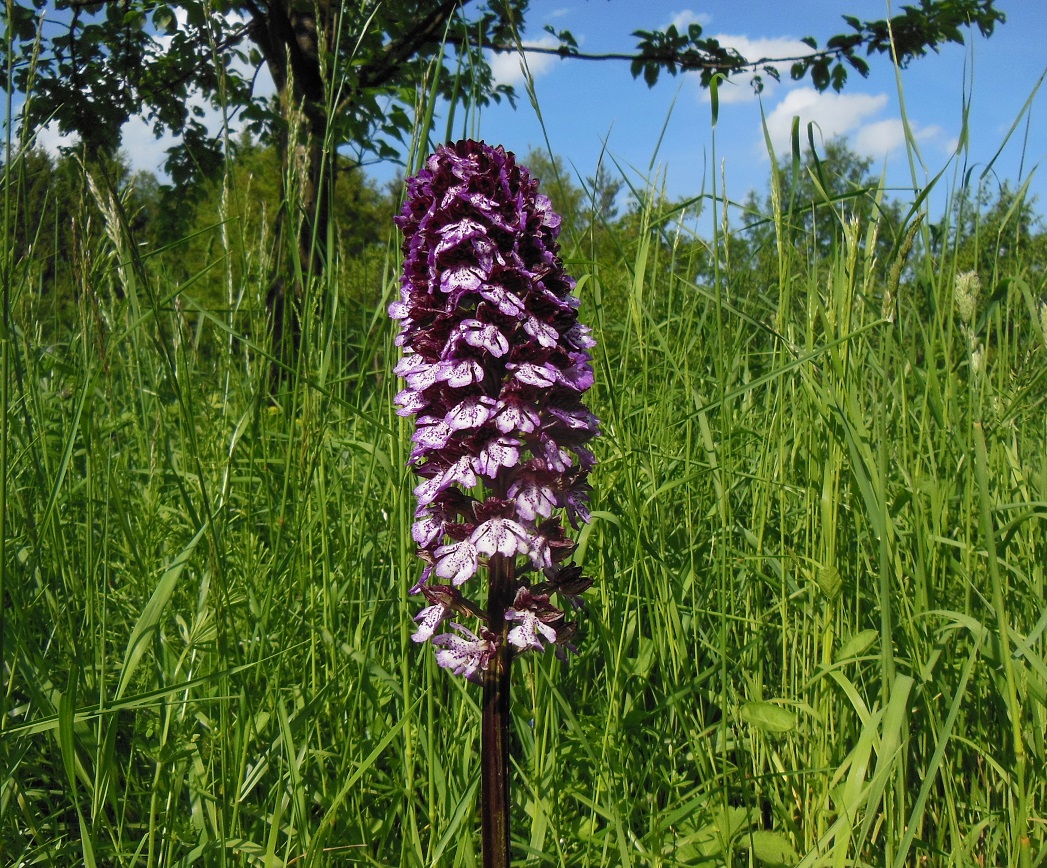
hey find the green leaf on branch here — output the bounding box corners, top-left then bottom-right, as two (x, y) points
(846, 54), (870, 77)
(831, 62), (848, 91)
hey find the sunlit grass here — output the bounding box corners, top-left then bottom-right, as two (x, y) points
(2, 80), (1046, 867)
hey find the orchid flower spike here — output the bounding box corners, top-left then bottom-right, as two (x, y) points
(391, 140), (599, 681)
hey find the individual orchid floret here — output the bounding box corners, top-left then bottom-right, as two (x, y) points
(391, 140), (598, 680)
(434, 539), (480, 585)
(413, 600), (452, 643)
(412, 584), (482, 643)
(470, 517), (530, 558)
(507, 470), (557, 522)
(432, 624), (498, 682)
(506, 587), (564, 652)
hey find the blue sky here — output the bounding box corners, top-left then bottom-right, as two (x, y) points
(431, 0), (1047, 218)
(31, 1), (1046, 219)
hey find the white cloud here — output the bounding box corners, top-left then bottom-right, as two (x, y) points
(667, 10), (712, 31)
(33, 121), (78, 155)
(857, 118), (946, 161)
(120, 116), (180, 175)
(853, 119), (906, 156)
(488, 36), (561, 88)
(716, 34), (811, 64)
(761, 88), (946, 162)
(764, 88), (888, 154)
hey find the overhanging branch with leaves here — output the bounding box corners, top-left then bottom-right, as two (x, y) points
(463, 0), (1004, 94)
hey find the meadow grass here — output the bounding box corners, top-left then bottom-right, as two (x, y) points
(2, 91), (1047, 867)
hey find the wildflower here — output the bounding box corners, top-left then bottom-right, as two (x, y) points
(431, 624), (498, 681)
(391, 140), (598, 680)
(413, 584), (467, 643)
(505, 587), (564, 652)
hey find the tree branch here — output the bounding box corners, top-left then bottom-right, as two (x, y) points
(357, 0), (471, 90)
(473, 40), (846, 72)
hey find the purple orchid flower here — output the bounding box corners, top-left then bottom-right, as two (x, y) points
(391, 140), (598, 680)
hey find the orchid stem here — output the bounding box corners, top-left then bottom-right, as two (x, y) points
(481, 553), (514, 868)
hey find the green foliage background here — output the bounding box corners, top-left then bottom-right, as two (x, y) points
(2, 92), (1047, 867)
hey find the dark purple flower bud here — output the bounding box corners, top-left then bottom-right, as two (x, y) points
(392, 140), (599, 679)
(552, 620), (580, 661)
(544, 564), (594, 599)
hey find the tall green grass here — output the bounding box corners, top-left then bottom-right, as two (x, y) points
(3, 83), (1046, 867)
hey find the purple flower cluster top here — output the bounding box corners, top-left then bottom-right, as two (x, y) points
(391, 140), (598, 681)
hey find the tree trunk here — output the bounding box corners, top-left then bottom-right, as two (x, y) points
(250, 0), (335, 380)
(247, 0), (471, 384)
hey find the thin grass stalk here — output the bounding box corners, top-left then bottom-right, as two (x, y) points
(1, 0), (14, 748)
(396, 58), (446, 864)
(973, 422), (1031, 867)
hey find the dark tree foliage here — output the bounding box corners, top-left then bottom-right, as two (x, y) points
(3, 1), (515, 181)
(2, 0), (1005, 227)
(1, 0), (1005, 362)
(175, 135), (395, 321)
(536, 1), (1004, 96)
(3, 0), (523, 361)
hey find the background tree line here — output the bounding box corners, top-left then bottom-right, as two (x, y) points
(1, 0), (1007, 368)
(6, 133), (1043, 363)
